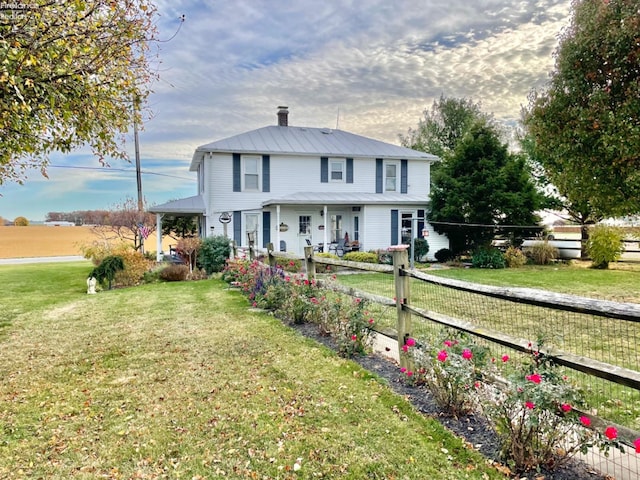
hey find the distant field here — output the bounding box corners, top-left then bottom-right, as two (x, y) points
(0, 225), (173, 259)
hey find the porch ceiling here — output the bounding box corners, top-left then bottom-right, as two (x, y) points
(148, 195), (206, 215)
(261, 191), (428, 207)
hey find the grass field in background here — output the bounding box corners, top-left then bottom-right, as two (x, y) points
(0, 263), (505, 479)
(0, 226), (173, 259)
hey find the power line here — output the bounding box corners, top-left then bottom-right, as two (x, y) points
(429, 221), (545, 229)
(46, 164), (193, 181)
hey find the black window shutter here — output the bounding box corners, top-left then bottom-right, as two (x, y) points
(262, 155), (270, 192)
(233, 211), (241, 244)
(232, 153), (241, 192)
(401, 159), (408, 194)
(376, 158), (383, 193)
(346, 158), (353, 183)
(391, 209), (398, 245)
(262, 211), (271, 247)
(321, 157), (328, 183)
(417, 209), (425, 237)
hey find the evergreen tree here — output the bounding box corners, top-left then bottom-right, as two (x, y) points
(430, 122), (543, 254)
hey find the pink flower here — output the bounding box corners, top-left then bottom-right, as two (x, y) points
(400, 367), (407, 373)
(634, 438), (640, 454)
(405, 338), (416, 347)
(354, 297), (361, 304)
(605, 427), (618, 440)
(525, 401), (535, 410)
(402, 345), (408, 353)
(252, 301), (257, 307)
(560, 403), (572, 413)
(406, 371), (413, 377)
(437, 350), (448, 362)
(580, 416), (591, 427)
(443, 340), (453, 348)
(351, 335), (357, 341)
(368, 318), (374, 324)
(501, 355), (510, 363)
(526, 373), (542, 384)
(462, 349), (473, 360)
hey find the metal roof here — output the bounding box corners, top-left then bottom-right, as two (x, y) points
(148, 195), (206, 214)
(191, 125), (439, 170)
(261, 191), (428, 207)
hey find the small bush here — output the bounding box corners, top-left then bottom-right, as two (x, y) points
(314, 252), (339, 273)
(434, 248), (454, 263)
(114, 248), (154, 286)
(90, 255), (125, 290)
(342, 251), (378, 263)
(586, 224), (624, 269)
(279, 258), (301, 272)
(524, 240), (558, 265)
(198, 235), (231, 274)
(376, 249), (393, 265)
(504, 246), (527, 268)
(413, 237), (429, 262)
(471, 247), (505, 269)
(159, 264), (190, 281)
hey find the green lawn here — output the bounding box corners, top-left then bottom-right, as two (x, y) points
(0, 262), (504, 479)
(425, 262), (640, 304)
(333, 262), (640, 430)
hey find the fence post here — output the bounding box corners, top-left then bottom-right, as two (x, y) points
(392, 246), (413, 370)
(304, 246), (316, 281)
(230, 241), (237, 259)
(266, 243), (274, 268)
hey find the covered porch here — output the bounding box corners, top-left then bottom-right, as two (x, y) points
(148, 195), (206, 262)
(261, 192), (431, 256)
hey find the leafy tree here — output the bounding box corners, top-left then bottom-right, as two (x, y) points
(92, 197), (155, 252)
(429, 122), (543, 254)
(14, 216), (29, 226)
(400, 95), (492, 162)
(162, 214), (198, 240)
(523, 0), (640, 219)
(0, 1), (159, 185)
(518, 131), (600, 258)
(175, 237), (201, 273)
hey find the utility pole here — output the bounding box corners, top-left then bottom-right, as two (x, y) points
(133, 95), (143, 212)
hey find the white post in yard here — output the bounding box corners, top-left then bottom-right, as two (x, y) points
(156, 213), (163, 262)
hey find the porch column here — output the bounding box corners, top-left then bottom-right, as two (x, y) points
(276, 204), (281, 251)
(155, 213), (164, 262)
(323, 205), (328, 251)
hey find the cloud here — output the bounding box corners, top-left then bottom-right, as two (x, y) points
(0, 0), (573, 221)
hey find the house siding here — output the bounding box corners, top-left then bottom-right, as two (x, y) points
(205, 151), (440, 254)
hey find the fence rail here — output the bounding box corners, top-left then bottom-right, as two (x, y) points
(259, 246), (640, 477)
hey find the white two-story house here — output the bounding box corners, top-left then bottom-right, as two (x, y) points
(150, 107), (449, 259)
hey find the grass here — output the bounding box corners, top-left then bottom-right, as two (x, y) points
(0, 262), (505, 479)
(331, 263), (640, 431)
(425, 261), (640, 304)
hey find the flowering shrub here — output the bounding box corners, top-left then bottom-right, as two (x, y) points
(404, 330), (489, 417)
(477, 341), (628, 473)
(221, 259), (376, 357)
(332, 297), (377, 357)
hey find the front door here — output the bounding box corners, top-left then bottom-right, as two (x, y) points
(298, 214), (312, 252)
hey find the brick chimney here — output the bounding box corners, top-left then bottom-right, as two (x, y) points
(277, 106), (289, 126)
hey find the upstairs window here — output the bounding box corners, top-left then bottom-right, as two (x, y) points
(244, 156), (260, 190)
(385, 163), (397, 191)
(331, 160), (344, 182)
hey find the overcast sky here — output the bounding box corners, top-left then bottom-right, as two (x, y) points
(0, 0), (572, 222)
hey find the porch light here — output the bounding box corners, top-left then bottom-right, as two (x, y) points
(422, 227), (429, 238)
(279, 222), (289, 232)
